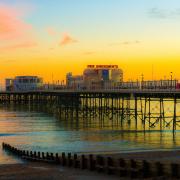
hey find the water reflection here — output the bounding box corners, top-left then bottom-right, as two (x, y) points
(0, 103), (180, 164)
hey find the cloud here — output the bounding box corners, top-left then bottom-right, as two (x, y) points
(148, 8), (180, 19)
(0, 5), (32, 40)
(148, 8), (167, 19)
(47, 27), (57, 36)
(59, 33), (78, 46)
(0, 41), (37, 51)
(109, 40), (141, 46)
(0, 4), (37, 51)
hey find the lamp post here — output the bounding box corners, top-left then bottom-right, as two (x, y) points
(141, 74), (144, 90)
(170, 72), (173, 90)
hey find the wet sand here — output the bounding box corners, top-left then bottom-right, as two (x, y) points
(0, 162), (120, 180)
(106, 150), (180, 163)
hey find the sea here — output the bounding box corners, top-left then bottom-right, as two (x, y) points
(0, 102), (180, 165)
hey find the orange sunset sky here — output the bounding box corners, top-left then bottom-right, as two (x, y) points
(1, 0), (180, 85)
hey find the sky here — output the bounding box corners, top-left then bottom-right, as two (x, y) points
(1, 0), (180, 84)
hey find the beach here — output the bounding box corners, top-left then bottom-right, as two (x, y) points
(107, 150), (180, 163)
(0, 162), (119, 180)
(1, 150), (180, 180)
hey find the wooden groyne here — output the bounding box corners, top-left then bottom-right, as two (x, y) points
(2, 142), (180, 179)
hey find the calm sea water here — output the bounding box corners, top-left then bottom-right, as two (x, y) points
(0, 103), (180, 165)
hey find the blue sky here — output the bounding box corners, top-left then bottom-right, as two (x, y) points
(1, 0), (180, 82)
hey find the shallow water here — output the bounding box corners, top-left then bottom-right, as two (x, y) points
(0, 104), (180, 164)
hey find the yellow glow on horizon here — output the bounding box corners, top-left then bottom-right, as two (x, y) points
(1, 36), (180, 85)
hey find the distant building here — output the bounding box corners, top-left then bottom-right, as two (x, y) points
(66, 73), (84, 90)
(5, 79), (14, 91)
(83, 65), (123, 89)
(6, 76), (43, 91)
(66, 65), (123, 90)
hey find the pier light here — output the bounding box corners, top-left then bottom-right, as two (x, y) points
(170, 72), (173, 90)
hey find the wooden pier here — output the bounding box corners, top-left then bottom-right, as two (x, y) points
(0, 90), (180, 132)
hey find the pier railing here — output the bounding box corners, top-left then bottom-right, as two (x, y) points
(2, 88), (180, 93)
(2, 142), (180, 178)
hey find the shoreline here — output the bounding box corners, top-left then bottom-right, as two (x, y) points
(2, 148), (180, 165)
(103, 149), (180, 163)
(79, 147), (180, 155)
(2, 149), (180, 165)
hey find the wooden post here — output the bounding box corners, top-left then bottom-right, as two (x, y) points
(142, 160), (151, 178)
(30, 151), (33, 158)
(34, 151), (37, 158)
(121, 98), (124, 126)
(89, 154), (95, 171)
(171, 163), (179, 178)
(173, 97), (177, 133)
(159, 98), (162, 131)
(42, 152), (45, 159)
(46, 152), (50, 160)
(148, 97), (151, 129)
(62, 152), (66, 166)
(143, 98), (147, 133)
(96, 156), (105, 172)
(118, 158), (127, 177)
(55, 153), (60, 164)
(38, 152), (41, 159)
(26, 151), (29, 157)
(107, 157), (115, 175)
(81, 155), (87, 169)
(22, 150), (26, 156)
(135, 97), (138, 130)
(155, 162), (164, 177)
(50, 153), (54, 161)
(130, 159), (138, 178)
(73, 154), (79, 168)
(67, 153), (72, 167)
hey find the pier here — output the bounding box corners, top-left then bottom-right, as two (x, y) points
(0, 90), (180, 132)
